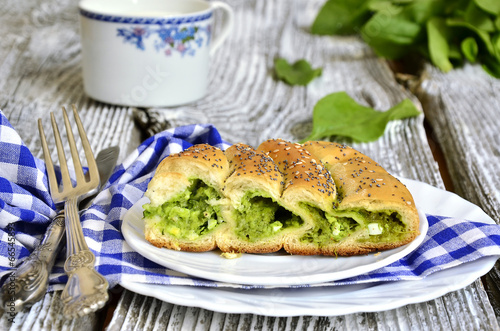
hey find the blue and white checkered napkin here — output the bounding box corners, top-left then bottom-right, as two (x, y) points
(1, 109), (500, 291)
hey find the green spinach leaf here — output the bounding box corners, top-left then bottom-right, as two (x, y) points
(301, 92), (421, 143)
(310, 0), (500, 78)
(311, 0), (372, 35)
(474, 0), (500, 15)
(495, 16), (500, 30)
(399, 0), (447, 24)
(446, 18), (497, 57)
(461, 37), (479, 62)
(274, 58), (323, 86)
(427, 17), (453, 72)
(465, 1), (496, 31)
(361, 12), (422, 59)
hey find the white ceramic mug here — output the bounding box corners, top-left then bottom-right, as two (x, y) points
(79, 0), (233, 107)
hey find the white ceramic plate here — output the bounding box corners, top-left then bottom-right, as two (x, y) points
(120, 178), (498, 316)
(120, 257), (496, 317)
(122, 178), (428, 286)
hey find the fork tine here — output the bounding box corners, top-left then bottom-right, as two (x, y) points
(38, 119), (60, 197)
(61, 106), (86, 185)
(72, 105), (99, 186)
(50, 112), (73, 192)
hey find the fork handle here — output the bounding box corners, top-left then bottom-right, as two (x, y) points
(65, 197), (88, 256)
(62, 196), (109, 318)
(1, 211), (65, 311)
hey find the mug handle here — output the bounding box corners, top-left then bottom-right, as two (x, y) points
(209, 1), (234, 56)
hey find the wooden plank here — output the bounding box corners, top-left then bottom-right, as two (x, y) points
(0, 0), (499, 329)
(0, 291), (100, 330)
(416, 63), (500, 326)
(416, 63), (500, 223)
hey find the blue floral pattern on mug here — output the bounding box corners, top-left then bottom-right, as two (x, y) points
(117, 24), (211, 56)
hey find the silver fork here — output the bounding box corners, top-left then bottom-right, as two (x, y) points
(38, 105), (109, 318)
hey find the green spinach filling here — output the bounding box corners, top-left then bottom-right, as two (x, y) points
(143, 181), (408, 245)
(143, 180), (222, 240)
(299, 204), (360, 245)
(234, 193), (303, 242)
(300, 205), (407, 246)
(356, 210), (408, 243)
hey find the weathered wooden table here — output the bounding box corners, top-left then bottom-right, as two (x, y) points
(1, 0), (499, 329)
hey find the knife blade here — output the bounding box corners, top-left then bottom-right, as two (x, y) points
(1, 146), (120, 312)
(80, 145), (120, 210)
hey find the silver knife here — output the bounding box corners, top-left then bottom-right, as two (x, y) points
(1, 146), (119, 312)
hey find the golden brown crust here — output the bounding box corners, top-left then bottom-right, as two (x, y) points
(155, 144), (229, 190)
(224, 143), (283, 201)
(143, 144), (230, 252)
(257, 139), (338, 255)
(284, 236), (322, 255)
(302, 140), (420, 255)
(301, 141), (416, 209)
(216, 235), (284, 254)
(219, 143), (286, 253)
(257, 139), (337, 214)
(144, 141), (420, 257)
(145, 228), (218, 252)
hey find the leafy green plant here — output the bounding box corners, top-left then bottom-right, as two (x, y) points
(311, 0), (500, 77)
(274, 58), (323, 85)
(301, 92), (421, 143)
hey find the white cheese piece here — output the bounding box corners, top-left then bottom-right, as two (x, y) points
(207, 219), (217, 230)
(272, 221), (283, 232)
(368, 223), (383, 235)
